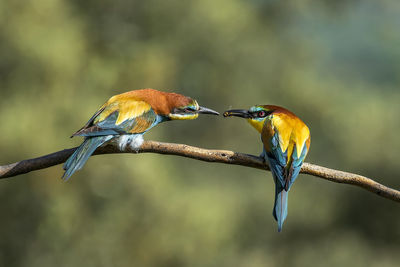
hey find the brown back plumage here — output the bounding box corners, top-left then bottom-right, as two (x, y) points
(115, 89), (193, 115)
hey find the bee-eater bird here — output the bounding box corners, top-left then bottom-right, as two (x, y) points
(63, 88), (219, 180)
(224, 105), (310, 232)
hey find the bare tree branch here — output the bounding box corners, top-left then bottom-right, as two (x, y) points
(1, 140), (399, 202)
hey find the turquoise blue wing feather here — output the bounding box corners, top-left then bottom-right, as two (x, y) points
(266, 132), (288, 188)
(266, 131), (308, 190)
(73, 107), (158, 137)
(263, 131), (292, 232)
(287, 143), (308, 189)
(264, 130), (308, 232)
(63, 102), (160, 180)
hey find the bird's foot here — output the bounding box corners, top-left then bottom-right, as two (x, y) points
(259, 150), (266, 162)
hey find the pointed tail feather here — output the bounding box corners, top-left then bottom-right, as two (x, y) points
(272, 182), (289, 232)
(62, 135), (113, 181)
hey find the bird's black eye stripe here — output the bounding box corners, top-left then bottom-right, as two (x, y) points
(258, 111), (266, 117)
(250, 110), (271, 118)
(184, 106), (197, 112)
(174, 107), (195, 114)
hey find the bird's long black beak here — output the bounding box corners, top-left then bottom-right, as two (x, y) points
(223, 109), (251, 118)
(197, 106), (219, 115)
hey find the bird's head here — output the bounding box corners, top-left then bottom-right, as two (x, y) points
(166, 94), (219, 120)
(223, 105), (275, 132)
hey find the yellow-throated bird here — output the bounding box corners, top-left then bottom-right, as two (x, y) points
(224, 105), (310, 232)
(63, 88), (219, 180)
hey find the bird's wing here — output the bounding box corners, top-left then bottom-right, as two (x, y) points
(264, 127), (310, 191)
(72, 99), (159, 137)
(263, 115), (310, 190)
(264, 130), (288, 189)
(286, 122), (310, 189)
(286, 138), (309, 189)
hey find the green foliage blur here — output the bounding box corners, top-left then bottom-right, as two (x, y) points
(1, 0), (400, 266)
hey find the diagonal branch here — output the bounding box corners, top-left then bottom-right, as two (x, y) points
(0, 140), (399, 202)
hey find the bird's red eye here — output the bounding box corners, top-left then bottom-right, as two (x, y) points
(258, 111), (266, 117)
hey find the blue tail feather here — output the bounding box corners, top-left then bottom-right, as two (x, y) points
(62, 135), (113, 181)
(273, 182), (288, 232)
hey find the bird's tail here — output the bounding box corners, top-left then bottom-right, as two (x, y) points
(272, 182), (289, 232)
(62, 135), (113, 181)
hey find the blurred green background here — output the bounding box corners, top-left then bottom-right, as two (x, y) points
(1, 0), (400, 266)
